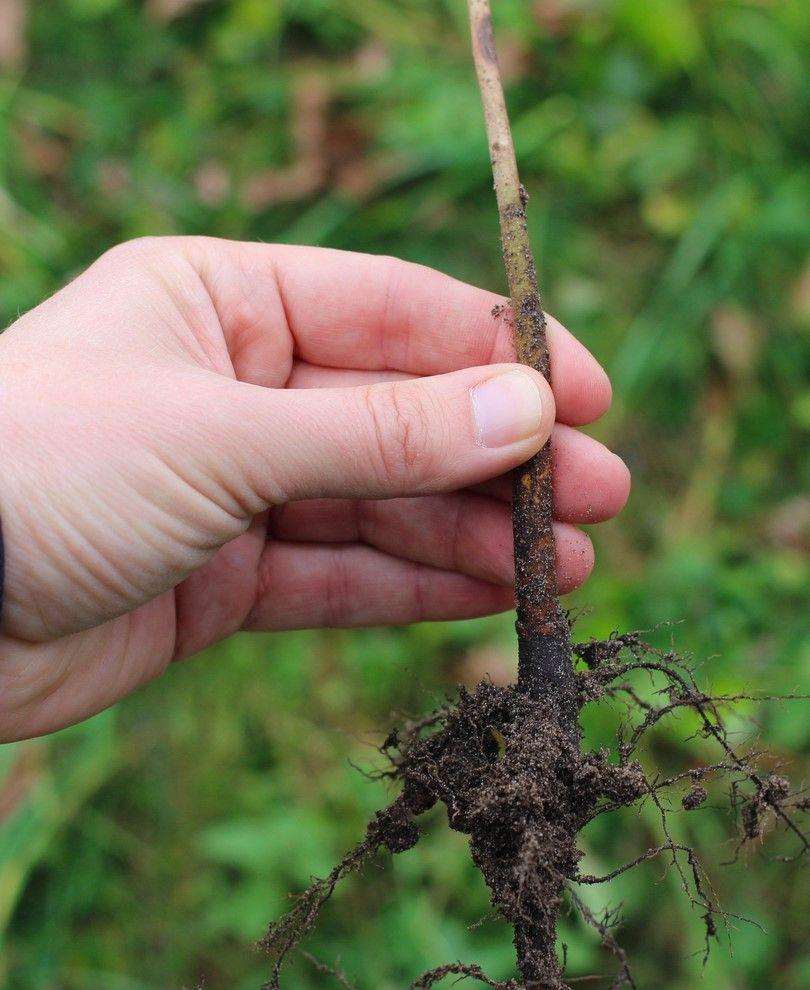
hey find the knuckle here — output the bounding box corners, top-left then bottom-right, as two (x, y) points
(377, 252), (405, 272)
(324, 548), (351, 627)
(97, 237), (195, 282)
(362, 382), (438, 491)
(92, 238), (199, 314)
(99, 236), (165, 269)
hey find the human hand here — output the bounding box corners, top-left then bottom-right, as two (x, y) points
(0, 238), (629, 741)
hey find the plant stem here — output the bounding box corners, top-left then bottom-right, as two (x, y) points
(467, 0), (573, 712)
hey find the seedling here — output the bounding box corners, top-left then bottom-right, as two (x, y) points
(258, 5), (807, 987)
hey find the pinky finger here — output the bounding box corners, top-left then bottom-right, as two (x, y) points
(554, 522), (594, 594)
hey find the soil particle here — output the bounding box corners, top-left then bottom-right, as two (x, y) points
(682, 785), (708, 811)
(384, 680), (647, 987)
(764, 774), (791, 803)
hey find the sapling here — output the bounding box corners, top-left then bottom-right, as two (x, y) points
(468, 0), (573, 716)
(257, 4), (808, 988)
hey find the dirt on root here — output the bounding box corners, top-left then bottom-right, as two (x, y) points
(259, 650), (644, 989)
(380, 681), (645, 988)
(259, 633), (807, 990)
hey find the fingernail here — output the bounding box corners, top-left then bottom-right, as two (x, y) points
(472, 371), (545, 448)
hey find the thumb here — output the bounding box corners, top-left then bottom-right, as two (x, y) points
(215, 363), (555, 504)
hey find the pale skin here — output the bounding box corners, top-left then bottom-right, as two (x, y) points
(0, 237), (630, 742)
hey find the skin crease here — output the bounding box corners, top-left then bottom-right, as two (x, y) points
(0, 237), (630, 742)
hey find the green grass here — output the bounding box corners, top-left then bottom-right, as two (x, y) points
(0, 1), (808, 987)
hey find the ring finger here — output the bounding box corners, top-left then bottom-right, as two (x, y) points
(269, 494), (594, 595)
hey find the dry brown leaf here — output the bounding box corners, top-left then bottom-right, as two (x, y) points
(243, 73), (329, 209)
(711, 305), (760, 381)
(0, 0), (27, 71)
(146, 0), (206, 23)
(457, 643), (516, 688)
(0, 747), (42, 821)
(194, 161), (230, 206)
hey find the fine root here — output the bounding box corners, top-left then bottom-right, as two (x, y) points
(259, 633), (807, 989)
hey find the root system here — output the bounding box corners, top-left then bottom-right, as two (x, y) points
(259, 632), (807, 989)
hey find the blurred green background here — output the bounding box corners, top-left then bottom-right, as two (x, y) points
(0, 1), (808, 987)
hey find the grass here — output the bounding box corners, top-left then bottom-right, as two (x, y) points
(0, 1), (808, 987)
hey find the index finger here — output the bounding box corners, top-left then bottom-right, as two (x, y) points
(192, 239), (612, 426)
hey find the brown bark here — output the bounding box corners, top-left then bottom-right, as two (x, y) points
(467, 0), (573, 715)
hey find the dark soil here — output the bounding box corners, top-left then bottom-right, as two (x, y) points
(259, 633), (807, 990)
(382, 681), (644, 988)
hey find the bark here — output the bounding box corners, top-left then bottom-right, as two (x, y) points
(467, 0), (574, 717)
